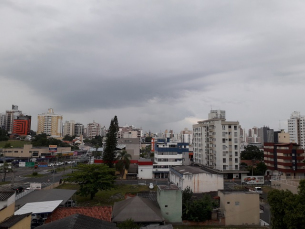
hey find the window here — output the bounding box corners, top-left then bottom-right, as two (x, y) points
(235, 165), (238, 170)
(235, 158), (238, 163)
(235, 201), (239, 206)
(234, 126), (237, 130)
(223, 158), (226, 163)
(234, 132), (237, 137)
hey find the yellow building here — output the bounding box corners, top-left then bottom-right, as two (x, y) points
(37, 108), (63, 138)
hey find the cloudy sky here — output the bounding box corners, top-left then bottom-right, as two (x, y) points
(1, 0), (304, 133)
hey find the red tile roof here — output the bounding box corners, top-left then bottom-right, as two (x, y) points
(45, 206), (112, 224)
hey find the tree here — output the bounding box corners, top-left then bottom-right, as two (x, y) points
(117, 218), (140, 229)
(268, 180), (305, 228)
(0, 128), (9, 141)
(103, 116), (119, 168)
(182, 187), (217, 222)
(254, 162), (267, 175)
(64, 164), (116, 200)
(115, 150), (132, 178)
(240, 145), (263, 161)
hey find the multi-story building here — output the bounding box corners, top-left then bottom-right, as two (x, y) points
(5, 105), (22, 134)
(86, 121), (101, 139)
(12, 115), (31, 136)
(37, 108), (63, 138)
(288, 111), (305, 149)
(74, 123), (84, 136)
(63, 120), (75, 137)
(258, 126), (274, 145)
(264, 142), (305, 177)
(180, 128), (193, 144)
(117, 125), (142, 138)
(193, 110), (240, 171)
(0, 113), (5, 129)
(152, 138), (189, 179)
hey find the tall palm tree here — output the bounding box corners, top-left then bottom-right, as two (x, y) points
(115, 150), (132, 178)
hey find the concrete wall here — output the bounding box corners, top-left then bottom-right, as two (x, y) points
(0, 202), (15, 223)
(271, 180), (299, 194)
(170, 172), (224, 193)
(138, 165), (153, 179)
(11, 214), (31, 229)
(157, 187), (182, 223)
(218, 191), (260, 226)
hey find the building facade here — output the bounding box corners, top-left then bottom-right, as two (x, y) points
(193, 110), (240, 171)
(74, 123), (84, 136)
(288, 111), (305, 149)
(37, 108), (63, 138)
(218, 190), (260, 226)
(86, 121), (101, 139)
(264, 142), (305, 176)
(12, 115), (31, 136)
(63, 120), (75, 137)
(169, 165), (224, 193)
(5, 105), (22, 134)
(152, 138), (189, 179)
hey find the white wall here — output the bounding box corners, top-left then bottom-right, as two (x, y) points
(170, 172), (224, 193)
(138, 165), (153, 179)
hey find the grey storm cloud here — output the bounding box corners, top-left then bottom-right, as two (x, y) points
(1, 0), (305, 132)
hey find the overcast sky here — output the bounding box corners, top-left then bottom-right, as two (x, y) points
(1, 0), (305, 133)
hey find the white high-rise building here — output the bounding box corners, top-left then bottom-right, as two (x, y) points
(193, 110), (240, 171)
(288, 111), (305, 148)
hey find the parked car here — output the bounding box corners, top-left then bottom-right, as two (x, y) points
(12, 186), (24, 193)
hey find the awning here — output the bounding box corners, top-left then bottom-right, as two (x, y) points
(14, 200), (62, 215)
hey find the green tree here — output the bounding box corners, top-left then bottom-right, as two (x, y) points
(254, 162), (267, 175)
(103, 116), (119, 168)
(64, 164), (116, 200)
(0, 128), (9, 141)
(240, 145), (263, 160)
(268, 180), (305, 228)
(115, 150), (132, 178)
(117, 218), (140, 229)
(63, 135), (75, 141)
(182, 187), (216, 222)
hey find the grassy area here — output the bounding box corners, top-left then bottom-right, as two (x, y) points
(0, 140), (31, 148)
(56, 183), (154, 206)
(0, 181), (10, 185)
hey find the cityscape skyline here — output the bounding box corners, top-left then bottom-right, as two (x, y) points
(1, 1), (304, 133)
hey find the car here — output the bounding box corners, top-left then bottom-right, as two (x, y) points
(12, 186), (24, 193)
(149, 183), (154, 189)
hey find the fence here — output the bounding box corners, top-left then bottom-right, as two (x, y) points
(16, 189), (35, 200)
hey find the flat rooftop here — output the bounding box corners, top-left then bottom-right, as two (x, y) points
(170, 165), (211, 175)
(158, 184), (180, 191)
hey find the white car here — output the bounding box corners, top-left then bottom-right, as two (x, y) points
(149, 183), (154, 189)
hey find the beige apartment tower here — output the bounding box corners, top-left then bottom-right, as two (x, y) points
(193, 110), (240, 171)
(37, 108), (63, 138)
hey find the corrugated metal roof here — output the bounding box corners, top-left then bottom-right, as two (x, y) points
(14, 200), (62, 215)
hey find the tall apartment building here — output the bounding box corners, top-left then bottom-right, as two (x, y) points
(86, 121), (101, 139)
(5, 105), (22, 134)
(193, 110), (240, 171)
(0, 113), (5, 129)
(288, 111), (305, 149)
(63, 120), (75, 136)
(74, 123), (84, 136)
(12, 115), (31, 136)
(180, 128), (193, 144)
(37, 108), (63, 138)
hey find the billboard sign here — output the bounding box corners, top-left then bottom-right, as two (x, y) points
(30, 183), (41, 190)
(19, 162), (26, 167)
(49, 145), (57, 153)
(241, 175), (264, 185)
